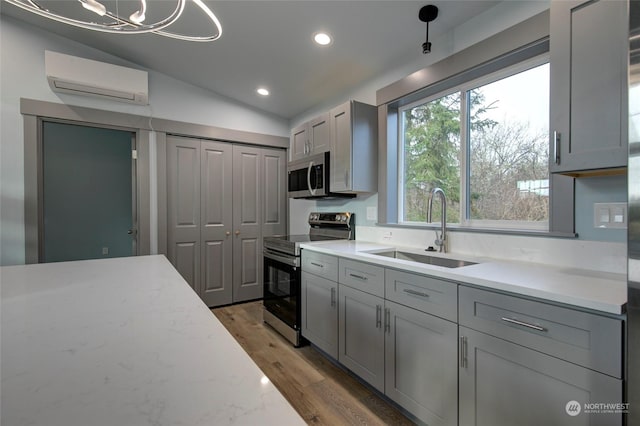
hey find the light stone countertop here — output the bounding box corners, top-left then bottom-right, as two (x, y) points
(300, 240), (627, 315)
(0, 255), (305, 426)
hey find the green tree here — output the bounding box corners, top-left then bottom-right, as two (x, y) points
(402, 91), (496, 222)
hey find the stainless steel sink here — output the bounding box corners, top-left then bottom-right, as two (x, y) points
(369, 250), (477, 268)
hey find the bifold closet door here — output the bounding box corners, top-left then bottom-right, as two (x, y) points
(167, 136), (201, 292)
(200, 141), (233, 307)
(232, 145), (262, 302)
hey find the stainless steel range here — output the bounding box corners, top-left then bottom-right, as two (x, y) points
(263, 212), (355, 346)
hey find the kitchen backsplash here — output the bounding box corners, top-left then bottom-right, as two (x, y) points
(357, 225), (626, 275)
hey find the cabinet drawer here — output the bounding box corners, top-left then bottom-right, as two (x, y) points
(302, 250), (338, 281)
(459, 286), (623, 378)
(339, 259), (384, 297)
(385, 269), (457, 323)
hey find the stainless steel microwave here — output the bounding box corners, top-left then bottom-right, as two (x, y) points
(288, 152), (330, 198)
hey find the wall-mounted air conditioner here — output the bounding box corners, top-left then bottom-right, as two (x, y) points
(45, 50), (149, 105)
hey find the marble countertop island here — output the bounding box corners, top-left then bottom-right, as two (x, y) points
(1, 255), (305, 426)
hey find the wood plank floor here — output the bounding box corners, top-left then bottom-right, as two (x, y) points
(212, 301), (415, 425)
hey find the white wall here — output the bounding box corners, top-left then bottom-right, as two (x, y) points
(0, 15), (289, 266)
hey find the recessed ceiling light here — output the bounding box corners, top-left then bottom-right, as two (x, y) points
(313, 32), (332, 46)
(257, 87), (269, 96)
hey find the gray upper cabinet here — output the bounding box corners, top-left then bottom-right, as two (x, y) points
(289, 112), (330, 162)
(167, 136), (286, 307)
(330, 100), (378, 193)
(549, 0), (628, 173)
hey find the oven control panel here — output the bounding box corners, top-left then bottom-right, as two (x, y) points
(308, 212), (354, 227)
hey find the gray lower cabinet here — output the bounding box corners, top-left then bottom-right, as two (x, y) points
(385, 300), (458, 426)
(549, 0), (628, 172)
(300, 271), (338, 358)
(167, 136), (286, 307)
(338, 284), (385, 392)
(459, 326), (622, 426)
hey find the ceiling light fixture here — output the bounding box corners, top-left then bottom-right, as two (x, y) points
(3, 0), (222, 42)
(257, 88), (270, 96)
(419, 5), (438, 54)
(313, 32), (332, 46)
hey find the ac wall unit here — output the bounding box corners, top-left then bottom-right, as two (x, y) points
(45, 50), (149, 105)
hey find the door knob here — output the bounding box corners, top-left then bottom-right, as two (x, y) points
(127, 229), (137, 235)
(235, 230), (240, 236)
(225, 231), (231, 236)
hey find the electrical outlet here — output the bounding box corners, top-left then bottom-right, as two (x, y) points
(593, 203), (627, 229)
(102, 247), (109, 255)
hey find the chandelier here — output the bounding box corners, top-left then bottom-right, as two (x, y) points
(4, 0), (222, 42)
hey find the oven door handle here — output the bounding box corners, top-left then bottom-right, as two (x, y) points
(263, 248), (300, 268)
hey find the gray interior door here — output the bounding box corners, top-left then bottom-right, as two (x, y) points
(261, 147), (287, 238)
(200, 140), (233, 307)
(41, 121), (135, 263)
(166, 136), (201, 292)
(232, 145), (262, 302)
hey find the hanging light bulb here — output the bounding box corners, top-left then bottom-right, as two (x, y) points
(418, 5), (438, 54)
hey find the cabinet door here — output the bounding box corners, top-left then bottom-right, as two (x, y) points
(330, 101), (352, 192)
(550, 0), (627, 172)
(459, 326), (622, 426)
(232, 145), (262, 302)
(301, 271), (338, 358)
(290, 123), (307, 162)
(261, 148), (287, 238)
(338, 284), (385, 392)
(385, 300), (458, 426)
(167, 136), (201, 293)
(199, 140), (233, 307)
(308, 113), (331, 156)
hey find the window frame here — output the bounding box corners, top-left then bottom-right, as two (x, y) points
(395, 53), (552, 232)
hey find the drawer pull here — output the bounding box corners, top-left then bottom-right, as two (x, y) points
(310, 262), (324, 268)
(501, 317), (547, 332)
(349, 273), (368, 281)
(403, 288), (430, 298)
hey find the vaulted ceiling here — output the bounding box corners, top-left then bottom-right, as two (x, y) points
(2, 1), (500, 119)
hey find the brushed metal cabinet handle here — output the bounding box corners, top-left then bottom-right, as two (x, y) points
(376, 304), (381, 328)
(403, 288), (430, 298)
(553, 131), (561, 165)
(349, 273), (367, 281)
(384, 308), (391, 333)
(310, 262), (324, 268)
(330, 287), (336, 307)
(501, 317), (547, 332)
(460, 336), (468, 368)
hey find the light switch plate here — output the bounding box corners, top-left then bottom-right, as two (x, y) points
(593, 202), (627, 229)
(366, 206), (377, 221)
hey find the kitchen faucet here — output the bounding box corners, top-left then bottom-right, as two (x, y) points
(427, 187), (447, 253)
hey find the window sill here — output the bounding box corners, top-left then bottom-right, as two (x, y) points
(374, 222), (578, 239)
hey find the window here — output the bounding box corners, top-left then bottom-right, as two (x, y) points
(398, 58), (550, 230)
